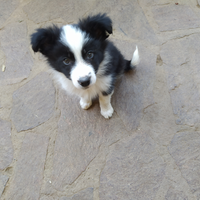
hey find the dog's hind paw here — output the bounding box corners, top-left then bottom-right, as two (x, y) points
(80, 99), (92, 110)
(101, 106), (114, 119)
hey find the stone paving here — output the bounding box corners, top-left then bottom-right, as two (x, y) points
(0, 0), (200, 199)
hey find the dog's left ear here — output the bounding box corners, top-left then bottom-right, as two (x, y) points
(31, 25), (60, 56)
(79, 13), (112, 40)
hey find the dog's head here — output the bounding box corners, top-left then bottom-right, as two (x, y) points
(31, 14), (112, 89)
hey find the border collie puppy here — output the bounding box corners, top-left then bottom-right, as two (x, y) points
(31, 14), (139, 119)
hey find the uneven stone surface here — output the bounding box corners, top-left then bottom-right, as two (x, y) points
(0, 0), (200, 200)
(91, 0), (158, 45)
(0, 120), (13, 170)
(152, 5), (200, 31)
(52, 90), (129, 190)
(40, 196), (54, 200)
(0, 48), (4, 67)
(10, 72), (55, 132)
(165, 187), (188, 200)
(60, 188), (94, 200)
(160, 34), (200, 127)
(139, 52), (177, 146)
(0, 22), (34, 85)
(7, 133), (49, 200)
(168, 132), (200, 199)
(23, 0), (94, 23)
(0, 0), (19, 28)
(99, 132), (166, 200)
(0, 174), (9, 198)
(112, 41), (156, 131)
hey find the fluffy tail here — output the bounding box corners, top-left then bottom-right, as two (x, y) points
(125, 46), (140, 72)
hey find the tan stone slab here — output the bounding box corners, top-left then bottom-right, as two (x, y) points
(112, 40), (156, 131)
(168, 132), (200, 199)
(0, 119), (13, 170)
(51, 90), (129, 190)
(8, 132), (49, 200)
(23, 0), (94, 23)
(11, 72), (55, 132)
(0, 174), (9, 198)
(160, 34), (200, 127)
(24, 0), (158, 44)
(60, 188), (93, 200)
(40, 196), (54, 200)
(0, 22), (33, 85)
(165, 187), (189, 200)
(91, 0), (158, 44)
(99, 132), (166, 200)
(0, 0), (19, 28)
(152, 5), (200, 31)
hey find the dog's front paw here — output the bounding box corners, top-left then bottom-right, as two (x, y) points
(101, 106), (114, 119)
(80, 99), (92, 110)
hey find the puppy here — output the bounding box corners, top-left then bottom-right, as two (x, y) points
(31, 14), (139, 119)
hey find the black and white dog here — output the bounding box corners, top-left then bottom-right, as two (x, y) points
(31, 14), (139, 119)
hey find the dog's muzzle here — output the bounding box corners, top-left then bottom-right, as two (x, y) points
(70, 62), (96, 89)
(78, 75), (91, 87)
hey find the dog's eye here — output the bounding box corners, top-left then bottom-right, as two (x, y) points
(63, 58), (72, 65)
(86, 52), (94, 59)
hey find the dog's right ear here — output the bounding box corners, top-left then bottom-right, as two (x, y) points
(78, 13), (112, 40)
(31, 25), (60, 56)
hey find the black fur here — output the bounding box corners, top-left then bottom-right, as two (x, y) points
(31, 25), (61, 56)
(78, 13), (112, 40)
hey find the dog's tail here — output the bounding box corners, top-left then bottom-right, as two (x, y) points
(125, 46), (140, 72)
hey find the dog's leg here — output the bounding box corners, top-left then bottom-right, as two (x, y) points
(80, 95), (92, 110)
(99, 92), (114, 119)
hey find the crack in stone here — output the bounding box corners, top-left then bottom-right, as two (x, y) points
(0, 1), (20, 29)
(160, 27), (200, 33)
(67, 144), (102, 187)
(167, 147), (194, 194)
(180, 61), (189, 66)
(152, 3), (171, 7)
(114, 110), (132, 133)
(161, 32), (200, 46)
(108, 139), (121, 148)
(39, 137), (51, 196)
(174, 33), (199, 40)
(94, 146), (109, 200)
(143, 102), (156, 113)
(139, 102), (156, 128)
(119, 27), (127, 36)
(0, 177), (10, 199)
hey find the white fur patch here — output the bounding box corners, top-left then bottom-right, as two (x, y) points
(131, 46), (140, 67)
(50, 68), (112, 100)
(99, 92), (114, 118)
(80, 97), (92, 110)
(60, 25), (88, 60)
(70, 61), (96, 89)
(60, 25), (96, 89)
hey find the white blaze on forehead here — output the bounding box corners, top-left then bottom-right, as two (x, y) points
(60, 25), (96, 90)
(60, 25), (88, 60)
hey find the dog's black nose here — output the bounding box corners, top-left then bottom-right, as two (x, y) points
(78, 76), (91, 87)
